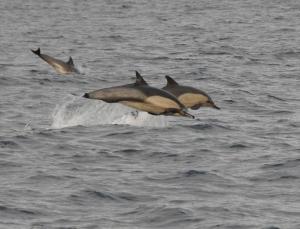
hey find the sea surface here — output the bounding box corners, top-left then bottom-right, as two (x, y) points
(0, 0), (299, 228)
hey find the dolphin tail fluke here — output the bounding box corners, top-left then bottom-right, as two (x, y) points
(31, 48), (41, 56)
(83, 93), (90, 98)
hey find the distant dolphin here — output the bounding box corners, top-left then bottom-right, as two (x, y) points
(31, 48), (79, 74)
(162, 75), (220, 110)
(83, 71), (194, 118)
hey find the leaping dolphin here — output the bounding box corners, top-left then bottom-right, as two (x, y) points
(83, 71), (194, 118)
(31, 48), (79, 74)
(162, 75), (220, 110)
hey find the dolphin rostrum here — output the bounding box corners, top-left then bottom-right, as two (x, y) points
(162, 75), (220, 110)
(31, 48), (79, 74)
(83, 71), (194, 118)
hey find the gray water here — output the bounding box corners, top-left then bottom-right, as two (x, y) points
(0, 0), (299, 228)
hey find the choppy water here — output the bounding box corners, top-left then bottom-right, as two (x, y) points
(1, 0), (300, 228)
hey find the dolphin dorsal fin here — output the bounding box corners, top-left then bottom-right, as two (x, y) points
(135, 71), (148, 85)
(165, 75), (178, 86)
(67, 56), (74, 66)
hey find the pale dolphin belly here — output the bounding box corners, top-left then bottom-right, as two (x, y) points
(51, 62), (71, 74)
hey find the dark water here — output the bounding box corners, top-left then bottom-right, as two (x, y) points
(0, 0), (299, 228)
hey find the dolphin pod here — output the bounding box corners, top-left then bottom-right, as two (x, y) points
(83, 71), (195, 118)
(31, 48), (79, 74)
(31, 48), (219, 118)
(162, 75), (220, 110)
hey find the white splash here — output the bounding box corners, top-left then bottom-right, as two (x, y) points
(75, 64), (89, 75)
(51, 95), (169, 129)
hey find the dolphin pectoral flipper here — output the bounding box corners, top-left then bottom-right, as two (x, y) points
(148, 110), (176, 116)
(154, 108), (194, 119)
(180, 110), (195, 119)
(162, 108), (179, 116)
(148, 112), (159, 116)
(191, 104), (201, 110)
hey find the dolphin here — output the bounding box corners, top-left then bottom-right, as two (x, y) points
(31, 48), (79, 74)
(83, 71), (194, 118)
(162, 75), (220, 110)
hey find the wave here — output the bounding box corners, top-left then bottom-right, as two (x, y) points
(71, 189), (157, 203)
(262, 158), (300, 169)
(0, 205), (38, 217)
(131, 205), (201, 227)
(145, 169), (232, 186)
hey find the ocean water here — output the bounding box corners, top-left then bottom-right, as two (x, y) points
(0, 0), (299, 228)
